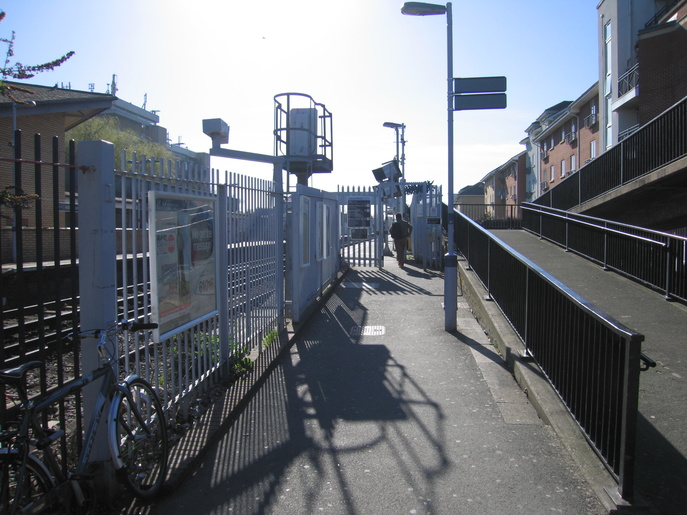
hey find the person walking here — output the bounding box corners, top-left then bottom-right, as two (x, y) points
(390, 213), (412, 268)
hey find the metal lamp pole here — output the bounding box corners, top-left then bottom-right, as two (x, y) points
(401, 1), (456, 331)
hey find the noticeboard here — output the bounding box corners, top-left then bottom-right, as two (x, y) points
(149, 192), (218, 339)
(347, 198), (371, 228)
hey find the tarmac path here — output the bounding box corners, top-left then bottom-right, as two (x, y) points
(149, 257), (606, 515)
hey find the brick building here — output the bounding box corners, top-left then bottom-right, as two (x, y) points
(0, 83), (115, 263)
(528, 85), (601, 194)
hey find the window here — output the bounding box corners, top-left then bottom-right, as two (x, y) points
(561, 128), (566, 143)
(561, 159), (567, 177)
(550, 165), (555, 182)
(604, 20), (613, 148)
(590, 140), (597, 159)
(571, 154), (576, 171)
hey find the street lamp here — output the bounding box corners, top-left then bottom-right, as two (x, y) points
(401, 1), (457, 331)
(382, 121), (406, 214)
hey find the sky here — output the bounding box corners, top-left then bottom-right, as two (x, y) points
(1, 0), (600, 195)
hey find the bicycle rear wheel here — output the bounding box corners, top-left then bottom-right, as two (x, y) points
(0, 449), (55, 514)
(110, 378), (168, 499)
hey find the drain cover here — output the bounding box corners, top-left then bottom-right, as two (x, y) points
(350, 325), (386, 336)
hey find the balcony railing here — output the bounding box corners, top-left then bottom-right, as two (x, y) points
(618, 63), (639, 97)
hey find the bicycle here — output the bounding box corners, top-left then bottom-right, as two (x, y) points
(0, 319), (168, 514)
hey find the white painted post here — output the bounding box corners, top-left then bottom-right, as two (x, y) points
(217, 183), (230, 363)
(76, 140), (117, 484)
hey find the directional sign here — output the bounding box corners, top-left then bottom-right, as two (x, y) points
(454, 76), (507, 94)
(454, 93), (507, 111)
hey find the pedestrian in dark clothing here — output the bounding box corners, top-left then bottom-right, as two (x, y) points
(389, 213), (412, 268)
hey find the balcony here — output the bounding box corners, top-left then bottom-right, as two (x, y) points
(584, 113), (598, 129)
(618, 63), (640, 97)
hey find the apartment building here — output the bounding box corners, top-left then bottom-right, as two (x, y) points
(527, 85), (601, 195)
(480, 151), (527, 218)
(597, 0), (687, 148)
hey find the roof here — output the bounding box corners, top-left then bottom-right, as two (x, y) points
(0, 81), (116, 131)
(457, 183), (485, 196)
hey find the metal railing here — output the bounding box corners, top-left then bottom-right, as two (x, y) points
(618, 63), (639, 97)
(521, 203), (687, 303)
(456, 203), (522, 229)
(536, 95), (687, 211)
(454, 208), (644, 500)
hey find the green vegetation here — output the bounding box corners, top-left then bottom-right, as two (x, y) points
(67, 117), (174, 169)
(228, 342), (253, 381)
(262, 330), (278, 350)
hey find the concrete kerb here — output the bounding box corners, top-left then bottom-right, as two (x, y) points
(456, 255), (629, 514)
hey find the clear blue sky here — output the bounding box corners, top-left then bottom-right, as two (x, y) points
(2, 0), (599, 194)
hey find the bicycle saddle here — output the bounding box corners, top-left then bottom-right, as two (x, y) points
(0, 361), (42, 385)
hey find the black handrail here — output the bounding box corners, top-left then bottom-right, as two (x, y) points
(522, 203), (687, 303)
(454, 207), (644, 500)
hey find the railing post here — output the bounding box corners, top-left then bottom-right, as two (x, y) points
(665, 239), (673, 300)
(76, 140), (118, 485)
(603, 222), (609, 270)
(485, 237), (492, 300)
(217, 183), (230, 364)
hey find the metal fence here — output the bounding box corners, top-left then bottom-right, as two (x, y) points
(522, 203), (687, 303)
(1, 131), (81, 474)
(456, 203), (522, 229)
(1, 135), (286, 472)
(109, 148), (284, 419)
(536, 95), (687, 211)
(454, 208), (644, 500)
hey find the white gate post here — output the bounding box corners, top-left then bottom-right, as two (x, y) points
(76, 140), (118, 484)
(217, 183), (230, 363)
(273, 162), (285, 328)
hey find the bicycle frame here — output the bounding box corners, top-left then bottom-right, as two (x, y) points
(3, 320), (162, 513)
(8, 357), (148, 512)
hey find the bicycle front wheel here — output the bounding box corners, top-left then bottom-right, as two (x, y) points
(0, 449), (55, 515)
(110, 378), (168, 498)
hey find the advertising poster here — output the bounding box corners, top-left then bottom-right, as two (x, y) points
(149, 192), (218, 338)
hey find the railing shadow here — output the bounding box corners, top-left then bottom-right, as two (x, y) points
(138, 268), (449, 515)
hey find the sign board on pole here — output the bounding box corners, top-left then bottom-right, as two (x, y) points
(454, 76), (507, 94)
(454, 93), (507, 111)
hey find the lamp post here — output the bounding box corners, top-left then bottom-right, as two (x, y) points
(401, 1), (457, 331)
(382, 121), (406, 214)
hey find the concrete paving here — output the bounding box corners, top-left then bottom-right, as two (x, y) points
(145, 256), (608, 515)
(490, 229), (687, 515)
